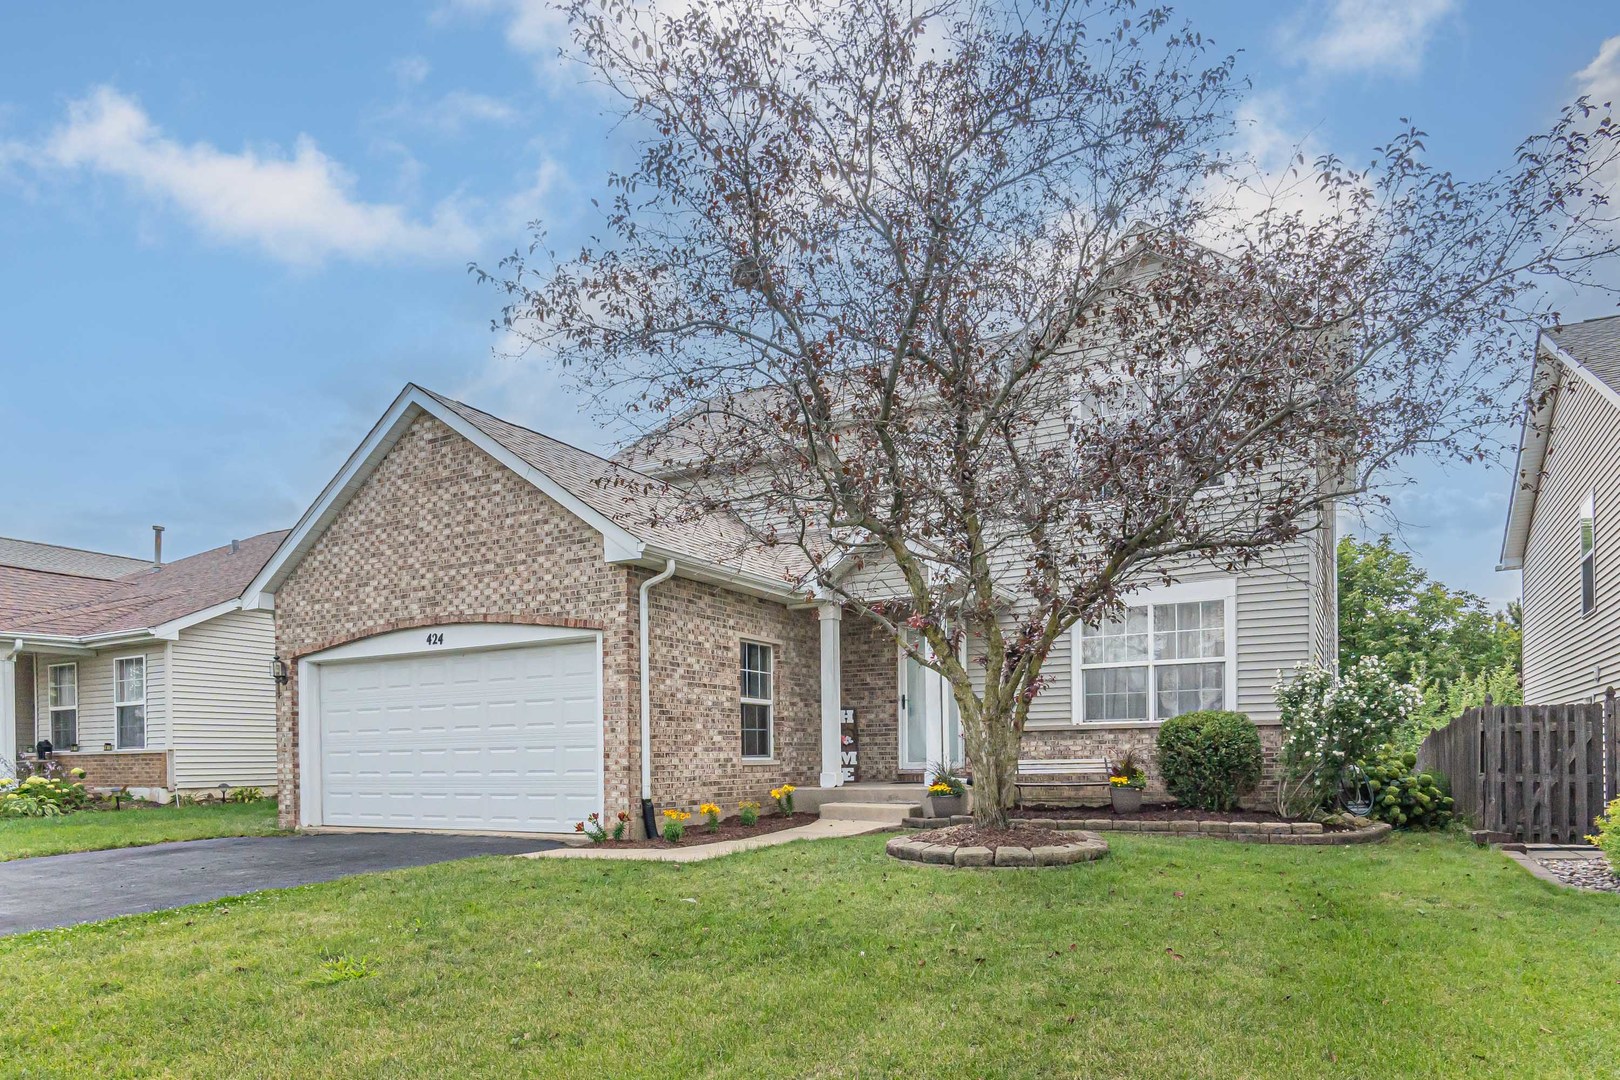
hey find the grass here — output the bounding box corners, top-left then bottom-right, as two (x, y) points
(0, 832), (1615, 1078)
(0, 800), (283, 861)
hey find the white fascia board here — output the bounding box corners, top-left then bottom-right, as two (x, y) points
(1498, 336), (1578, 569)
(629, 545), (807, 604)
(149, 598), (244, 639)
(242, 384), (648, 607)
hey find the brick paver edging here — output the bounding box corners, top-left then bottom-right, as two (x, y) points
(885, 831), (1109, 868)
(901, 815), (1392, 846)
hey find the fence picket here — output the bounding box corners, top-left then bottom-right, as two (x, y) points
(1418, 696), (1614, 843)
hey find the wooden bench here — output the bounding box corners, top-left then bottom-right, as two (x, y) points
(1015, 757), (1110, 805)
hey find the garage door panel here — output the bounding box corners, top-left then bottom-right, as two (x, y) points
(317, 640), (601, 833)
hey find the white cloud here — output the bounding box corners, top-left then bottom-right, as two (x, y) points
(415, 89), (520, 133)
(1576, 35), (1620, 101)
(443, 0), (569, 65)
(1277, 0), (1456, 77)
(392, 54), (433, 87)
(26, 86), (481, 265)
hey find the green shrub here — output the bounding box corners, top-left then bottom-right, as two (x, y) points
(1588, 798), (1620, 874)
(1357, 745), (1454, 829)
(0, 764), (91, 818)
(225, 786), (266, 804)
(1155, 710), (1263, 812)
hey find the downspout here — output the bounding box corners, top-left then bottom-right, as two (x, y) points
(639, 559), (677, 839)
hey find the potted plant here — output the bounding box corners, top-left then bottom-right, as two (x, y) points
(926, 763), (967, 818)
(1109, 751), (1148, 813)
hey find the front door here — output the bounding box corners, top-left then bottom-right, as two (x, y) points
(900, 632), (964, 773)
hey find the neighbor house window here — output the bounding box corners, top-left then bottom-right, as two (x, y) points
(739, 641), (774, 759)
(114, 656), (146, 749)
(47, 663), (77, 748)
(1077, 584), (1232, 723)
(1580, 492), (1596, 615)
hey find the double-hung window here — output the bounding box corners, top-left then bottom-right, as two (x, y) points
(1076, 581), (1234, 724)
(740, 641), (774, 760)
(47, 663), (77, 748)
(114, 656), (147, 749)
(1580, 492), (1597, 616)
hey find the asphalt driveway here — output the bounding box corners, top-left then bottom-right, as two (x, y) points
(0, 832), (559, 936)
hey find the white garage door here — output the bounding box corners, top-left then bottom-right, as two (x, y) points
(316, 640), (600, 833)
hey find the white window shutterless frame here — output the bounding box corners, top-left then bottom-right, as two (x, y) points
(1073, 578), (1238, 725)
(114, 655), (147, 749)
(48, 663), (78, 747)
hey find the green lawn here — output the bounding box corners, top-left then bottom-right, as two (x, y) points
(0, 832), (1614, 1078)
(0, 801), (283, 861)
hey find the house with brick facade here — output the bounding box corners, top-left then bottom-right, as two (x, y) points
(245, 383), (1335, 837)
(1, 530), (287, 801)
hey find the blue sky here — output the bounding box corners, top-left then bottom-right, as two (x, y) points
(1, 1), (1616, 607)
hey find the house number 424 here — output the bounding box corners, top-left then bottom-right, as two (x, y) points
(425, 632), (445, 646)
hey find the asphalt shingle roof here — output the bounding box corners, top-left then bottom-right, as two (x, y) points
(420, 388), (809, 586)
(0, 537), (152, 581)
(0, 530), (288, 637)
(1547, 314), (1620, 396)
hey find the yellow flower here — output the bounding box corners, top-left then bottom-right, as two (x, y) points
(698, 802), (721, 816)
(661, 808), (691, 822)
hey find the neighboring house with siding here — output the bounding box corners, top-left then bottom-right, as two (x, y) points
(0, 530), (287, 800)
(1500, 314), (1620, 702)
(246, 383), (1334, 838)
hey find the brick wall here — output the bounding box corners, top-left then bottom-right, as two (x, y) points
(273, 412), (824, 834)
(30, 750), (169, 792)
(639, 570), (820, 809)
(841, 614), (899, 781)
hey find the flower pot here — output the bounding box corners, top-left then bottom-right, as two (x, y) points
(928, 793), (966, 819)
(1111, 786), (1143, 813)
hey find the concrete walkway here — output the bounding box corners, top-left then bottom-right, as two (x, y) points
(521, 818), (891, 863)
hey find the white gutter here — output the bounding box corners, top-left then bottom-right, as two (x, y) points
(639, 559), (677, 802)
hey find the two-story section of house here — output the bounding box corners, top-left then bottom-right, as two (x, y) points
(1499, 314), (1620, 702)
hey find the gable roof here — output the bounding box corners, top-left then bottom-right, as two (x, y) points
(245, 384), (810, 607)
(1499, 314), (1620, 570)
(0, 531), (288, 639)
(0, 536), (152, 581)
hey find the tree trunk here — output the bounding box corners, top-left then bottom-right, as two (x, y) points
(966, 695), (1021, 829)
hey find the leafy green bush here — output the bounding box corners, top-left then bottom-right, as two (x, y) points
(1155, 710), (1262, 812)
(225, 786), (266, 804)
(1274, 657), (1420, 815)
(1587, 798), (1620, 874)
(1357, 745), (1454, 829)
(0, 765), (91, 818)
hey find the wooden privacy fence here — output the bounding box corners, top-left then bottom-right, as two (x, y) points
(1417, 690), (1618, 844)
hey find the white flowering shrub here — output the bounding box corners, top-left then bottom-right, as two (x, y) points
(1273, 657), (1422, 816)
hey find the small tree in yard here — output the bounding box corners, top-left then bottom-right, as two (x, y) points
(480, 0), (1620, 827)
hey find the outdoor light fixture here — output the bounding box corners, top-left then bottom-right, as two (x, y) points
(269, 656), (289, 685)
(219, 783), (230, 803)
(102, 742), (113, 753)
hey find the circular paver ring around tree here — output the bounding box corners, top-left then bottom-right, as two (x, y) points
(886, 831), (1108, 868)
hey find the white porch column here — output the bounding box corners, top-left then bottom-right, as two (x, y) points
(0, 653), (16, 767)
(817, 603), (844, 789)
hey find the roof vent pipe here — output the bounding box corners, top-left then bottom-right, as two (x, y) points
(152, 525), (165, 568)
(230, 538), (240, 554)
(639, 558), (677, 840)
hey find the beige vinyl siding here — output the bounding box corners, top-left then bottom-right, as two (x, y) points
(1308, 503), (1338, 668)
(1520, 374), (1620, 702)
(1235, 543), (1314, 724)
(170, 608), (278, 789)
(34, 645), (168, 753)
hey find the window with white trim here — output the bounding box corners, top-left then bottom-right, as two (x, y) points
(47, 663), (77, 748)
(1077, 589), (1231, 723)
(114, 656), (146, 749)
(739, 641), (773, 759)
(1580, 491), (1596, 615)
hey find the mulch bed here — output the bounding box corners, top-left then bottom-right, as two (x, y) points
(588, 812), (817, 849)
(911, 822), (1077, 852)
(1015, 805), (1350, 830)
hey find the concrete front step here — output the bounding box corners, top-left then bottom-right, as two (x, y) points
(794, 783), (928, 814)
(818, 801), (923, 823)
